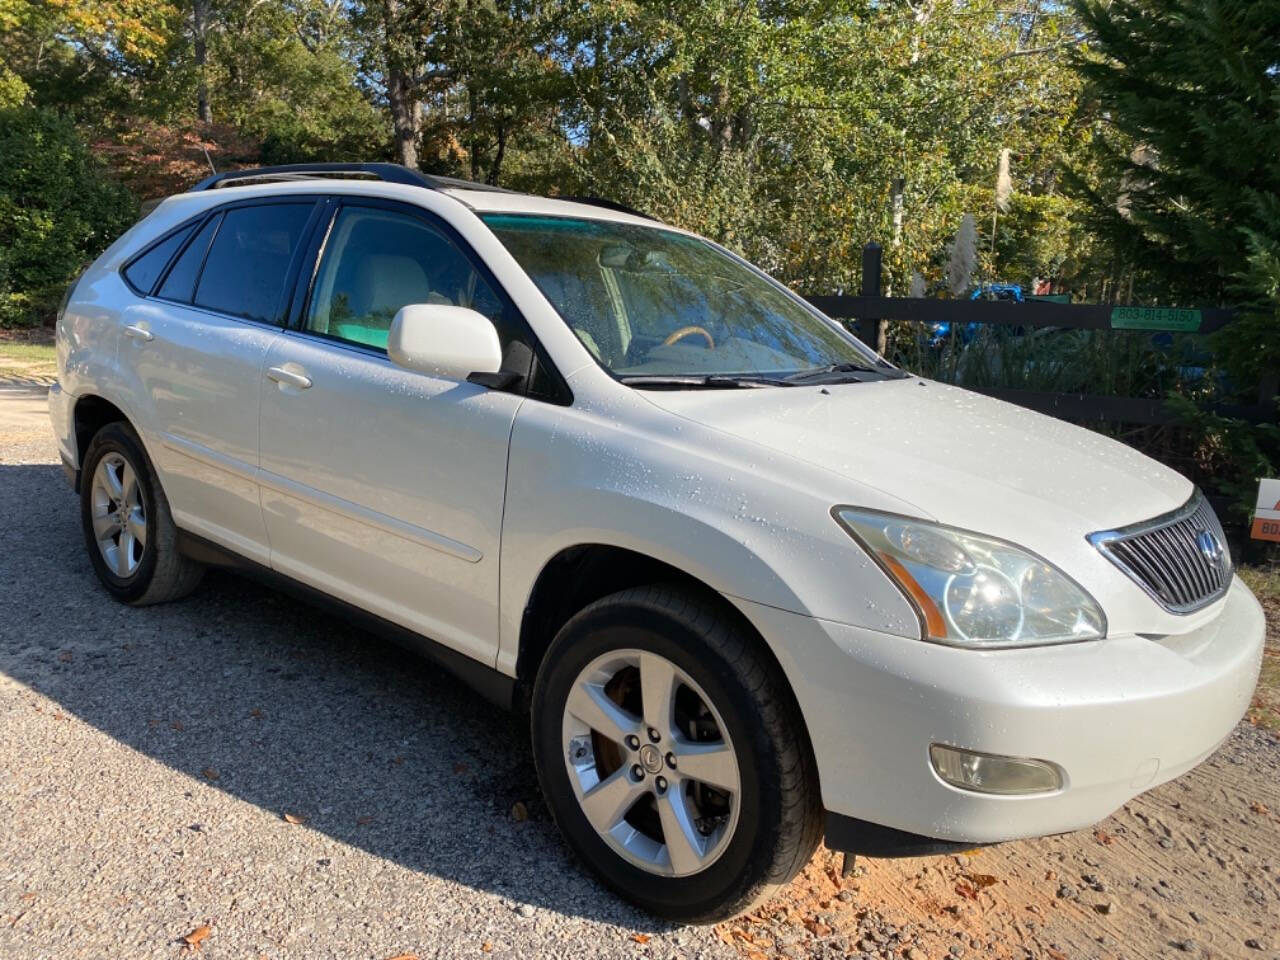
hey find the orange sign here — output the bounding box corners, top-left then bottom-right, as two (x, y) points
(1252, 478), (1280, 543)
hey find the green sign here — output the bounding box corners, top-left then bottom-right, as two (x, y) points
(1110, 306), (1202, 332)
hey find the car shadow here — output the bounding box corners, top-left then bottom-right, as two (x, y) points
(0, 461), (675, 932)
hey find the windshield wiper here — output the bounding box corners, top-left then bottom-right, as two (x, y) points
(783, 362), (907, 384)
(618, 374), (794, 389)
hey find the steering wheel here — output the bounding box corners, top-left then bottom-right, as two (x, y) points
(662, 325), (715, 349)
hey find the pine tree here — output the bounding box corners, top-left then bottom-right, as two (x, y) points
(1070, 0), (1280, 383)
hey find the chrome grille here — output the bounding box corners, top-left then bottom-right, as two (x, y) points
(1088, 492), (1232, 614)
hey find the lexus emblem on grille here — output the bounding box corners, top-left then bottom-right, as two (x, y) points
(1196, 529), (1223, 565)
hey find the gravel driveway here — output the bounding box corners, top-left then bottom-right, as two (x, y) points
(0, 386), (733, 959)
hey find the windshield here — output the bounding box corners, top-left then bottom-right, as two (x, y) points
(482, 214), (887, 382)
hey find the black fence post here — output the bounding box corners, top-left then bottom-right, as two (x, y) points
(861, 242), (882, 298)
(860, 242), (884, 350)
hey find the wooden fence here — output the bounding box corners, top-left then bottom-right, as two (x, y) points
(805, 243), (1277, 427)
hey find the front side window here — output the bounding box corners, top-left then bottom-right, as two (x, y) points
(305, 206), (506, 351)
(482, 214), (886, 382)
(193, 203), (312, 324)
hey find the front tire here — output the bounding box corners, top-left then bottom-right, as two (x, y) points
(531, 584), (822, 923)
(80, 421), (204, 605)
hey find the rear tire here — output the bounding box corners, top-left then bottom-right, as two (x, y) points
(531, 583), (822, 923)
(80, 421), (204, 605)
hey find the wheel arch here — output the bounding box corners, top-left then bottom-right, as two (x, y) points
(514, 543), (807, 734)
(71, 394), (134, 491)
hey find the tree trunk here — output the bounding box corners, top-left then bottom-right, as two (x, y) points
(468, 85), (480, 181)
(879, 175), (905, 353)
(487, 123), (506, 185)
(193, 0), (212, 123)
(388, 69), (419, 168)
(383, 0), (419, 168)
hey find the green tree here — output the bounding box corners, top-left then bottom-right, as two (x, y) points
(1070, 0), (1280, 381)
(0, 108), (137, 327)
(554, 0), (1089, 302)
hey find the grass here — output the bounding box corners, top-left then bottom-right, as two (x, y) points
(0, 328), (57, 382)
(1240, 565), (1280, 733)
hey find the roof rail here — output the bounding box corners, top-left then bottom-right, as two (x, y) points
(189, 162), (514, 194)
(557, 196), (655, 220)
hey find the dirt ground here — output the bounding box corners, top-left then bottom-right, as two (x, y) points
(2, 377), (1277, 960)
(716, 719), (1279, 960)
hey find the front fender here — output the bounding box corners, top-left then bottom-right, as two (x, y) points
(497, 397), (921, 675)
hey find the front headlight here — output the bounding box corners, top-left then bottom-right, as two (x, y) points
(833, 507), (1105, 648)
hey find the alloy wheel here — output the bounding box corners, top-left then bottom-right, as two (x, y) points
(561, 649), (741, 877)
(90, 452), (147, 578)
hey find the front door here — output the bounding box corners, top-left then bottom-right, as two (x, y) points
(257, 201), (524, 665)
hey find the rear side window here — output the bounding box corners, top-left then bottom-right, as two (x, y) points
(123, 225), (195, 295)
(193, 204), (312, 324)
(157, 214), (220, 303)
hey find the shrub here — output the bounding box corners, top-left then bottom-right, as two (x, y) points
(0, 106), (137, 327)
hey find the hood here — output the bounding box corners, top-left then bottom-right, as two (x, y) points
(639, 377), (1193, 545)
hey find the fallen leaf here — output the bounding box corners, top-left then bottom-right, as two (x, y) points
(19, 893), (35, 903)
(969, 873), (999, 890)
(481, 942), (493, 953)
(1093, 829), (1115, 846)
(802, 920), (832, 936)
(172, 721), (185, 731)
(747, 952), (767, 960)
(1250, 801), (1268, 814)
(58, 651), (73, 662)
(631, 933), (650, 943)
(282, 812), (305, 825)
(356, 815), (374, 826)
(716, 926), (735, 946)
(453, 762), (469, 774)
(201, 767), (219, 781)
(510, 802), (528, 822)
(383, 954), (418, 960)
(181, 924), (210, 952)
(1047, 950), (1068, 960)
(954, 881), (978, 901)
(249, 708), (263, 719)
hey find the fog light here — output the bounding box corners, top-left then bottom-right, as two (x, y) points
(929, 744), (1062, 795)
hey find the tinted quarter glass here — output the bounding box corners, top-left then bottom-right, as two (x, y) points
(123, 224), (194, 295)
(194, 204), (312, 323)
(307, 206), (507, 351)
(157, 214), (220, 303)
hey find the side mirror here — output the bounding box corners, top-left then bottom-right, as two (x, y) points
(387, 304), (503, 381)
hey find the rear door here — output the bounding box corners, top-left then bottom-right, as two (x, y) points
(120, 198), (320, 563)
(257, 198), (531, 664)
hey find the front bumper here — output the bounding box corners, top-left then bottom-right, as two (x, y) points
(735, 575), (1264, 848)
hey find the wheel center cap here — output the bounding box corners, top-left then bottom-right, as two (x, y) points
(638, 743), (663, 774)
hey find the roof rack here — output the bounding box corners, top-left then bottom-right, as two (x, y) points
(189, 162), (515, 194)
(557, 196), (655, 220)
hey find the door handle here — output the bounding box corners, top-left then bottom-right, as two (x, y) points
(266, 365), (313, 389)
(123, 324), (154, 342)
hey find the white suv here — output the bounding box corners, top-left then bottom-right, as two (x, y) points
(49, 163), (1264, 922)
